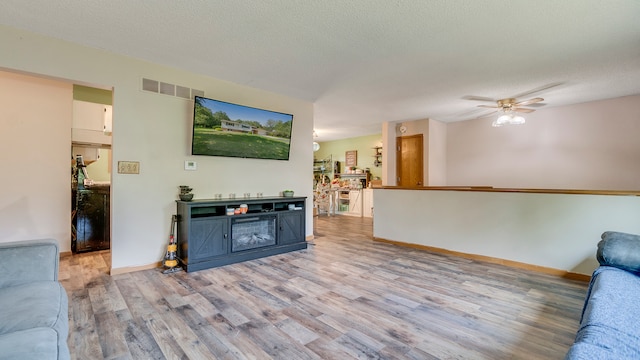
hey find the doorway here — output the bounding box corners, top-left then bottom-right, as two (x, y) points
(71, 86), (113, 253)
(396, 134), (424, 187)
(71, 159), (111, 253)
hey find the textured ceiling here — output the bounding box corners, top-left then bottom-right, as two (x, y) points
(1, 1), (639, 140)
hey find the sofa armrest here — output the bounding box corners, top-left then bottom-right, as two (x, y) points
(0, 239), (60, 288)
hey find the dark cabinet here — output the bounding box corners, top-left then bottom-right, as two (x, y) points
(278, 211), (304, 245)
(73, 189), (110, 252)
(176, 196), (307, 272)
(184, 217), (227, 262)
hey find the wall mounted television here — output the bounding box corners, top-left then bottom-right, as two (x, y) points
(191, 96), (294, 160)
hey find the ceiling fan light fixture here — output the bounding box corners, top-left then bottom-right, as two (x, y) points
(511, 115), (526, 125)
(470, 93), (546, 127)
(492, 111), (525, 127)
(492, 113), (510, 127)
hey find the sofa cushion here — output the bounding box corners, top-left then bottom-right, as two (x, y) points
(0, 239), (59, 288)
(597, 231), (640, 274)
(565, 266), (640, 359)
(0, 281), (69, 358)
(0, 328), (61, 360)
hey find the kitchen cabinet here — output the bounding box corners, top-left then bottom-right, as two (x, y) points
(349, 190), (362, 214)
(72, 100), (112, 146)
(73, 189), (110, 252)
(103, 105), (113, 134)
(71, 146), (100, 163)
(363, 188), (373, 217)
(336, 189), (363, 217)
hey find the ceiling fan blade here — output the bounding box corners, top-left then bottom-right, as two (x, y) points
(511, 82), (563, 99)
(514, 97), (544, 107)
(455, 107), (488, 117)
(460, 109), (498, 121)
(477, 104), (499, 109)
(479, 110), (498, 117)
(463, 95), (497, 102)
(513, 107), (535, 113)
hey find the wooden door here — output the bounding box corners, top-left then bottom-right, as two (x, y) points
(396, 134), (424, 187)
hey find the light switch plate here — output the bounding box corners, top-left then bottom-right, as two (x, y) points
(117, 161), (140, 174)
(185, 160), (197, 171)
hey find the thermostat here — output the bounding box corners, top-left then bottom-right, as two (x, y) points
(184, 160), (197, 171)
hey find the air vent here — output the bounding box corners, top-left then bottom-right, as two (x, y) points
(141, 78), (203, 100)
(176, 85), (191, 99)
(159, 82), (175, 96)
(142, 78), (159, 92)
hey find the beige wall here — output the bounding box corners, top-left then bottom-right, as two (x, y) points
(0, 25), (313, 270)
(446, 95), (640, 190)
(0, 70), (72, 246)
(374, 188), (640, 276)
(427, 119), (447, 186)
(380, 95), (640, 191)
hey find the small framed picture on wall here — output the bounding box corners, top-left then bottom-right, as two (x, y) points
(345, 150), (357, 167)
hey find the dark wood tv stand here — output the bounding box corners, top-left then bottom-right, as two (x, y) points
(176, 196), (307, 272)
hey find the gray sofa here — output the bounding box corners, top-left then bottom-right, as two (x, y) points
(565, 231), (640, 359)
(0, 239), (70, 360)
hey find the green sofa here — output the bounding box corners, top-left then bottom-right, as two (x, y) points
(0, 239), (70, 360)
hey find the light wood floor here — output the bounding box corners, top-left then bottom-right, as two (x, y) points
(59, 215), (588, 359)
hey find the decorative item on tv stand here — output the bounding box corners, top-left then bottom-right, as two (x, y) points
(283, 190), (294, 197)
(178, 185), (194, 201)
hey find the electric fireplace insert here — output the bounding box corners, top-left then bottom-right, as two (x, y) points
(231, 214), (277, 252)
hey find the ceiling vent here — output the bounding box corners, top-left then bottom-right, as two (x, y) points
(141, 78), (203, 100)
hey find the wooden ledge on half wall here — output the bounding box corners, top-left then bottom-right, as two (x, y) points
(376, 185), (640, 197)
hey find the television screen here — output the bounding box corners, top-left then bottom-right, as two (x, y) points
(191, 96), (293, 160)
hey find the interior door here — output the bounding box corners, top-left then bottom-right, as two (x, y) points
(396, 134), (424, 187)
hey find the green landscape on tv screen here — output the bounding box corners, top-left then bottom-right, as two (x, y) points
(191, 96), (293, 160)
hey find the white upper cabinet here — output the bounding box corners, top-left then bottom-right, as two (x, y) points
(72, 100), (112, 146)
(363, 188), (373, 218)
(103, 105), (112, 135)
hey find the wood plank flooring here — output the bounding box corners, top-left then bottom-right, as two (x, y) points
(59, 215), (589, 359)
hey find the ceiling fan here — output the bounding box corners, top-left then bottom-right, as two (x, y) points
(463, 83), (561, 127)
(478, 97), (543, 127)
(474, 97), (543, 114)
